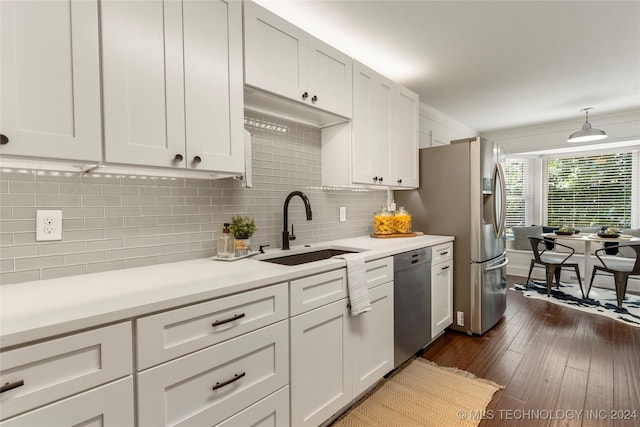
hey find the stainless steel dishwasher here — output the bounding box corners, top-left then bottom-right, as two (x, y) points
(394, 247), (432, 368)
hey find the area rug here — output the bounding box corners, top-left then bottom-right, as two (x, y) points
(512, 281), (640, 327)
(331, 358), (503, 427)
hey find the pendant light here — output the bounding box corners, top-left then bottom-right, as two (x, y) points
(567, 107), (608, 143)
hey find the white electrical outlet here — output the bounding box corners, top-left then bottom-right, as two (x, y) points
(456, 311), (464, 326)
(339, 206), (347, 222)
(36, 210), (62, 241)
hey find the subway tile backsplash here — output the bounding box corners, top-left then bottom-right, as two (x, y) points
(0, 111), (387, 285)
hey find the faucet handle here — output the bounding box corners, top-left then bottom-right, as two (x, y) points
(289, 224), (296, 241)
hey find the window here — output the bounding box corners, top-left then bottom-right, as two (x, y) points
(543, 152), (635, 228)
(503, 158), (534, 232)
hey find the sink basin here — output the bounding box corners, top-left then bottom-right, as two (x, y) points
(256, 248), (360, 266)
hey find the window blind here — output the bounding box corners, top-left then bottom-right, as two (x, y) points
(543, 152), (633, 228)
(504, 158), (534, 230)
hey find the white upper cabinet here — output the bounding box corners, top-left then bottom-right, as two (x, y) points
(392, 84), (420, 188)
(101, 0), (244, 174)
(321, 63), (419, 189)
(0, 0), (102, 162)
(351, 61), (394, 186)
(243, 1), (352, 119)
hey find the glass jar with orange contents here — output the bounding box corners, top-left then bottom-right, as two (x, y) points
(373, 207), (394, 235)
(393, 206), (412, 234)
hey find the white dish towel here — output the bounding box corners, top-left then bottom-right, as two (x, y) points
(334, 253), (371, 316)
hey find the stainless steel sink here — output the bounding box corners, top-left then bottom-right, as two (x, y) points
(254, 246), (362, 266)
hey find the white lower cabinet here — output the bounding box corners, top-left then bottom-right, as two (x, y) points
(137, 320), (289, 427)
(217, 385), (290, 427)
(351, 281), (394, 397)
(0, 322), (132, 422)
(290, 258), (395, 426)
(0, 377), (134, 427)
(290, 298), (352, 427)
(136, 283), (288, 370)
(432, 243), (454, 338)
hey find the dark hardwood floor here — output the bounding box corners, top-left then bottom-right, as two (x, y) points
(421, 275), (640, 427)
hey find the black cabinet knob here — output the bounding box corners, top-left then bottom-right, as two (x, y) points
(378, 177), (383, 183)
(192, 156), (202, 164)
(0, 134), (8, 145)
(397, 179), (402, 184)
(373, 176), (378, 182)
(174, 154), (184, 162)
(302, 92), (309, 100)
(311, 95), (318, 103)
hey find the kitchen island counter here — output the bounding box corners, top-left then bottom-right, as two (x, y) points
(1, 234), (453, 349)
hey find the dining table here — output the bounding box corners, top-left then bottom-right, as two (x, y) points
(540, 232), (640, 283)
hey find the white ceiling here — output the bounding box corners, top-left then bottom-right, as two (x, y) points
(253, 0), (640, 134)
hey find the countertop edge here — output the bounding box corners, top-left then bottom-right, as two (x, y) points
(1, 234), (454, 349)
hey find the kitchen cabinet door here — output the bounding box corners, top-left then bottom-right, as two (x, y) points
(0, 0), (101, 162)
(182, 0), (245, 174)
(102, 0), (244, 174)
(137, 321), (288, 427)
(290, 298), (352, 427)
(0, 322), (132, 421)
(243, 1), (307, 104)
(0, 377), (134, 427)
(432, 259), (454, 338)
(307, 37), (353, 118)
(351, 282), (394, 397)
(392, 85), (420, 188)
(244, 2), (352, 119)
(351, 61), (394, 186)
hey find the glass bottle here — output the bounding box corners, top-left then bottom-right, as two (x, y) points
(393, 206), (412, 234)
(373, 207), (394, 235)
(217, 223), (235, 258)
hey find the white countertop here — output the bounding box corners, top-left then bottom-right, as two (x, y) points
(0, 234), (453, 349)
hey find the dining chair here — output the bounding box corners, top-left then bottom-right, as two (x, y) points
(526, 237), (585, 298)
(588, 243), (640, 308)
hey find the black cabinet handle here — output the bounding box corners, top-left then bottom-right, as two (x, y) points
(211, 313), (245, 328)
(1, 380), (24, 393)
(0, 134), (8, 145)
(440, 251), (449, 256)
(212, 372), (245, 391)
(311, 95), (318, 103)
(174, 154), (184, 162)
(302, 92), (309, 100)
(192, 156), (202, 164)
(441, 265), (450, 271)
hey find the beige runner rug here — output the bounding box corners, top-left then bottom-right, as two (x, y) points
(331, 358), (503, 427)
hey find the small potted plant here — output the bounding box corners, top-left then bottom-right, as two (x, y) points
(229, 215), (257, 255)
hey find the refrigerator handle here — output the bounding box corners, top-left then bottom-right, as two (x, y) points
(486, 257), (509, 271)
(493, 162), (507, 238)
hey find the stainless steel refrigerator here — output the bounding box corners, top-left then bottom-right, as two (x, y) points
(395, 136), (508, 335)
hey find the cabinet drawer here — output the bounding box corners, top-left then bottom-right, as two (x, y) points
(137, 282), (288, 369)
(432, 242), (453, 264)
(137, 320), (289, 427)
(0, 322), (132, 421)
(290, 269), (348, 316)
(0, 377), (134, 427)
(364, 257), (393, 289)
(216, 386), (289, 427)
